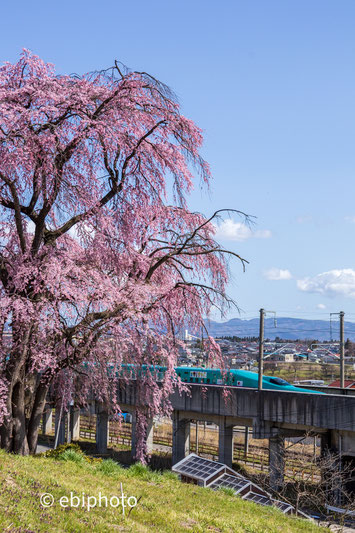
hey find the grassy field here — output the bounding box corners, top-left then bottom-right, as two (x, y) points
(0, 446), (326, 532)
(263, 362), (355, 384)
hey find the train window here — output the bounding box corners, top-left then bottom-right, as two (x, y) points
(269, 377), (289, 386)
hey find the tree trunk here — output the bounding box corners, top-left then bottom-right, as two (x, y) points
(0, 380), (29, 454)
(295, 493), (299, 515)
(27, 382), (49, 454)
(0, 322), (32, 454)
(0, 381), (49, 455)
(0, 417), (13, 451)
(11, 380), (29, 455)
(0, 369), (51, 455)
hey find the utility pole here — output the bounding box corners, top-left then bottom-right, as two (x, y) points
(340, 311), (345, 389)
(330, 311), (345, 388)
(258, 308), (265, 391)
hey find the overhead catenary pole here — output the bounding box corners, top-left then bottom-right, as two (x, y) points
(340, 311), (345, 389)
(258, 308), (265, 391)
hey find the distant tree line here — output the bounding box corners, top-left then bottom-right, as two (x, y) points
(218, 335), (320, 344)
(217, 336), (260, 342)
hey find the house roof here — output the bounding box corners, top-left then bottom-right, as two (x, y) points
(329, 379), (355, 388)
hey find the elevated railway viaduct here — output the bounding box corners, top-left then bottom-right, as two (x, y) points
(50, 383), (355, 491)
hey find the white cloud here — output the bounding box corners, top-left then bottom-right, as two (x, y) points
(263, 268), (292, 281)
(296, 215), (312, 224)
(255, 229), (272, 239)
(317, 303), (326, 310)
(297, 269), (355, 298)
(345, 216), (355, 223)
(214, 220), (271, 242)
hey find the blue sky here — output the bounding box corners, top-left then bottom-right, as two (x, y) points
(2, 0), (355, 322)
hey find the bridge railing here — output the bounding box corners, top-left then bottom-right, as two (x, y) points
(294, 385), (355, 396)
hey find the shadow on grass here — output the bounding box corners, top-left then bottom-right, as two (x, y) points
(37, 434), (173, 470)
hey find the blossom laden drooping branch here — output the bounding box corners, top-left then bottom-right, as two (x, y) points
(0, 50), (247, 457)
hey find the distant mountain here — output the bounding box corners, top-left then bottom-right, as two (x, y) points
(203, 317), (355, 341)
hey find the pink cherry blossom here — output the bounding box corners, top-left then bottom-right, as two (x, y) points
(0, 51), (246, 457)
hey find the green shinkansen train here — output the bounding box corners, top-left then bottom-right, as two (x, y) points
(119, 365), (324, 393)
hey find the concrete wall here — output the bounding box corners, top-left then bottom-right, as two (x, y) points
(117, 381), (355, 435)
(54, 382), (355, 494)
(115, 381), (355, 491)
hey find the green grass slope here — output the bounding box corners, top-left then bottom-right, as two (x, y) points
(0, 447), (325, 532)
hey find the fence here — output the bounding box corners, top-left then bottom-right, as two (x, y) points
(78, 415), (319, 479)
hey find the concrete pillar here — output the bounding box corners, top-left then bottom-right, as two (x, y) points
(342, 455), (355, 495)
(328, 430), (346, 506)
(218, 417), (234, 467)
(193, 421), (199, 454)
(146, 418), (154, 454)
(65, 411), (71, 443)
(131, 412), (137, 460)
(172, 411), (190, 465)
(68, 407), (80, 442)
(96, 406), (109, 454)
(42, 408), (53, 435)
(54, 409), (66, 446)
(269, 435), (285, 492)
(320, 431), (331, 458)
(319, 431), (336, 503)
(244, 426), (249, 457)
